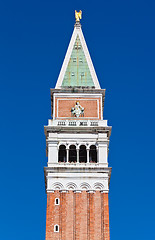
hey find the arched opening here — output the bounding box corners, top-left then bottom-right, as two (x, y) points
(54, 224), (59, 232)
(79, 145), (87, 163)
(89, 145), (97, 163)
(58, 145), (66, 163)
(55, 198), (60, 205)
(69, 145), (77, 163)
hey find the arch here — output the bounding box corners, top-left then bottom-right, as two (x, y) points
(80, 182), (91, 190)
(55, 198), (60, 205)
(69, 145), (77, 163)
(52, 182), (64, 190)
(89, 145), (97, 163)
(66, 182), (77, 190)
(93, 182), (104, 190)
(58, 144), (66, 163)
(54, 224), (59, 232)
(79, 145), (87, 163)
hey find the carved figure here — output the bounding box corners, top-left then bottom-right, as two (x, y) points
(71, 101), (84, 117)
(75, 10), (82, 22)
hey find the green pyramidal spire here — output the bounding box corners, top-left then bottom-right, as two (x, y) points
(55, 21), (100, 89)
(62, 35), (94, 87)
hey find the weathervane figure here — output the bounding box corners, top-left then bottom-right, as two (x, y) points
(75, 10), (82, 22)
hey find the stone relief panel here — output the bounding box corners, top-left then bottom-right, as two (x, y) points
(55, 97), (101, 119)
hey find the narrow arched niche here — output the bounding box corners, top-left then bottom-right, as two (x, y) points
(89, 145), (97, 163)
(69, 145), (77, 163)
(58, 145), (66, 162)
(54, 224), (59, 232)
(79, 145), (87, 163)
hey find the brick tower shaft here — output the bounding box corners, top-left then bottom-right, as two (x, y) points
(46, 191), (110, 240)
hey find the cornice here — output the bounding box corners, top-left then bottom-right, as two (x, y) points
(44, 125), (112, 138)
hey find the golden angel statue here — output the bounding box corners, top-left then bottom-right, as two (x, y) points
(75, 10), (82, 22)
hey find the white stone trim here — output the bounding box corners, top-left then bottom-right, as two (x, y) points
(53, 94), (56, 120)
(101, 94), (103, 120)
(87, 190), (95, 193)
(53, 93), (103, 97)
(55, 26), (100, 89)
(48, 119), (108, 127)
(78, 28), (100, 89)
(45, 166), (111, 192)
(80, 182), (91, 190)
(66, 182), (77, 190)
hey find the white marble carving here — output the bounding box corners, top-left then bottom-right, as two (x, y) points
(71, 101), (84, 117)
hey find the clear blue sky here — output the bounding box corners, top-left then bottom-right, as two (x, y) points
(0, 0), (155, 239)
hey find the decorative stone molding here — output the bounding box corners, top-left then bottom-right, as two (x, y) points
(73, 190), (81, 193)
(80, 182), (91, 190)
(45, 165), (111, 193)
(87, 190), (95, 193)
(60, 190), (68, 193)
(47, 190), (55, 193)
(93, 182), (104, 190)
(66, 182), (77, 190)
(47, 181), (108, 192)
(52, 182), (64, 190)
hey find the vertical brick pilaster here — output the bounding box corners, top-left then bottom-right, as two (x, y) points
(101, 192), (104, 240)
(103, 193), (110, 240)
(94, 191), (102, 240)
(89, 192), (94, 240)
(87, 192), (90, 240)
(80, 191), (87, 240)
(75, 192), (81, 239)
(66, 191), (74, 239)
(45, 191), (60, 240)
(61, 191), (67, 240)
(45, 192), (55, 240)
(45, 192), (51, 240)
(73, 191), (76, 240)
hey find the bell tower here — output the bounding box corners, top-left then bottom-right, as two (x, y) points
(44, 11), (112, 240)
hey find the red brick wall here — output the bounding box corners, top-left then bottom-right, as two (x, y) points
(45, 191), (110, 240)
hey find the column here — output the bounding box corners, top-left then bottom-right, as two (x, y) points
(48, 141), (58, 164)
(77, 146), (79, 163)
(87, 147), (89, 163)
(96, 145), (99, 163)
(66, 147), (69, 163)
(98, 142), (108, 164)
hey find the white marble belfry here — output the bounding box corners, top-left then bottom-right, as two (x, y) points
(44, 21), (112, 193)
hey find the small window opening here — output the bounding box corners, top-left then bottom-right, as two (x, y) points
(79, 145), (87, 163)
(58, 145), (66, 163)
(89, 145), (97, 163)
(69, 145), (77, 163)
(54, 224), (59, 232)
(55, 198), (60, 205)
(74, 44), (81, 49)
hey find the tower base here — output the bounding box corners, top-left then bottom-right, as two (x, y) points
(45, 191), (110, 240)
